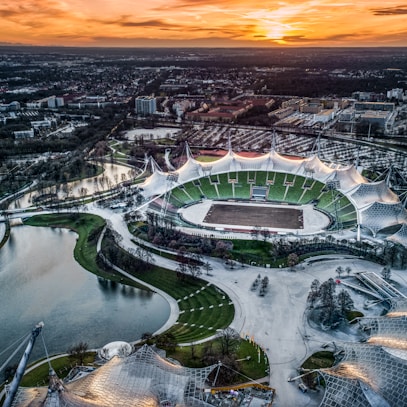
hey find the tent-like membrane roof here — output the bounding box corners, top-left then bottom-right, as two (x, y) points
(13, 345), (217, 407)
(387, 223), (407, 247)
(139, 149), (407, 241)
(59, 344), (217, 407)
(319, 304), (407, 407)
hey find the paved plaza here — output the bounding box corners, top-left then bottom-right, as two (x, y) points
(101, 208), (407, 407)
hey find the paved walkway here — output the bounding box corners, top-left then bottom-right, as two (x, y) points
(7, 203), (407, 407)
(88, 204), (400, 407)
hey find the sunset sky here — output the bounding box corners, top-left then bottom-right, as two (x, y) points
(1, 0), (407, 47)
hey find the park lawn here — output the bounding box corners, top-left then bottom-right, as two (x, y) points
(24, 213), (105, 275)
(346, 310), (364, 322)
(23, 213), (146, 290)
(301, 351), (335, 389)
(20, 353), (97, 387)
(302, 351), (335, 370)
(231, 239), (273, 265)
(195, 155), (221, 162)
(115, 264), (234, 342)
(101, 234), (234, 342)
(166, 338), (268, 383)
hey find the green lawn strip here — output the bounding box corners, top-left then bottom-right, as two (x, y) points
(195, 155), (220, 162)
(176, 304), (233, 331)
(23, 214), (147, 290)
(101, 236), (234, 342)
(174, 329), (213, 343)
(178, 297), (201, 309)
(231, 239), (272, 264)
(201, 305), (233, 330)
(346, 310), (364, 322)
(300, 350), (335, 389)
(20, 353), (97, 387)
(301, 351), (335, 370)
(179, 309), (205, 325)
(166, 338), (268, 382)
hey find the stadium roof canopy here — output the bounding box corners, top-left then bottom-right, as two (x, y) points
(15, 344), (217, 407)
(319, 300), (407, 407)
(387, 223), (407, 247)
(139, 148), (407, 240)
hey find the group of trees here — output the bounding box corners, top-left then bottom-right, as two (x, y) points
(251, 274), (269, 296)
(142, 211), (233, 258)
(307, 278), (354, 329)
(100, 227), (155, 273)
(175, 251), (203, 279)
(335, 266), (352, 278)
(202, 328), (241, 386)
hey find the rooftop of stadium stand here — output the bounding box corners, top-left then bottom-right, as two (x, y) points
(138, 144), (407, 243)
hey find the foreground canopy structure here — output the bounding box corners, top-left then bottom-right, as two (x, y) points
(11, 345), (218, 407)
(61, 345), (217, 407)
(319, 299), (407, 407)
(139, 147), (407, 242)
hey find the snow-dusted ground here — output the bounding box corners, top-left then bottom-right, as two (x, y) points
(9, 203), (403, 407)
(206, 256), (395, 407)
(88, 206), (403, 407)
(123, 127), (180, 141)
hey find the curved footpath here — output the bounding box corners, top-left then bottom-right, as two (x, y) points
(96, 226), (180, 337)
(6, 204), (405, 407)
(88, 206), (387, 407)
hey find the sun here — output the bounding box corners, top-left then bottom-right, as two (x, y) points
(265, 24), (286, 40)
(255, 20), (292, 44)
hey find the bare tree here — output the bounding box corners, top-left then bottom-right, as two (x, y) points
(203, 261), (213, 275)
(218, 327), (240, 356)
(381, 266), (391, 281)
(337, 289), (354, 317)
(67, 341), (89, 366)
(287, 253), (299, 270)
(307, 279), (320, 307)
(176, 262), (188, 279)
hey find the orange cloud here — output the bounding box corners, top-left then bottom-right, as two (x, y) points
(371, 5), (407, 15)
(1, 0), (407, 46)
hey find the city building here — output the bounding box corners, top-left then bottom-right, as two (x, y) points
(354, 102), (395, 112)
(387, 88), (404, 100)
(47, 96), (65, 108)
(0, 101), (20, 112)
(135, 96), (157, 116)
(13, 129), (34, 139)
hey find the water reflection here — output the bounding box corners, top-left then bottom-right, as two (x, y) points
(10, 163), (134, 209)
(0, 226), (170, 367)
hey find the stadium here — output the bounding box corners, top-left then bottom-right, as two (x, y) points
(138, 144), (407, 246)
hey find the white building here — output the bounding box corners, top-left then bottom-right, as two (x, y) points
(135, 96), (157, 116)
(14, 129), (34, 139)
(47, 96), (65, 108)
(387, 88), (404, 100)
(314, 109), (335, 124)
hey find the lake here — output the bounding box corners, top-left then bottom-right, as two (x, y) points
(0, 225), (170, 368)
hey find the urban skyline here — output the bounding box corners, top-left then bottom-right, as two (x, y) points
(1, 0), (407, 47)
